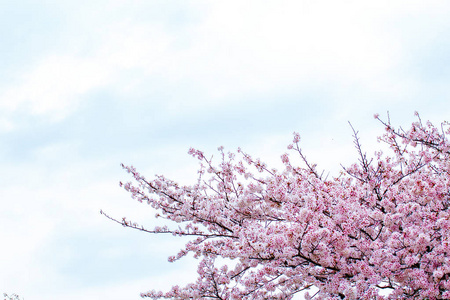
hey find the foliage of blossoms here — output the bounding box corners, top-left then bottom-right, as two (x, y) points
(3, 293), (24, 300)
(102, 114), (450, 299)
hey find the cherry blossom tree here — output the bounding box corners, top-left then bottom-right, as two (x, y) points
(102, 113), (450, 299)
(3, 293), (24, 300)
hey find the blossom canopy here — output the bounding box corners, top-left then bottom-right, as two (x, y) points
(103, 114), (450, 299)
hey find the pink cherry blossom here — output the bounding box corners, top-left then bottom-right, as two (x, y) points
(103, 113), (450, 299)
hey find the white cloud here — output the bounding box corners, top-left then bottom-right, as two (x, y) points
(3, 0), (449, 124)
(0, 55), (111, 121)
(89, 0), (448, 109)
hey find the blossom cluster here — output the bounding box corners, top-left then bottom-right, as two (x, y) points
(109, 114), (450, 299)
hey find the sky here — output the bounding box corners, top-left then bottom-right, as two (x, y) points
(1, 1), (450, 299)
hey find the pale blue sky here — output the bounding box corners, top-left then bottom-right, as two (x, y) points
(1, 1), (450, 299)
